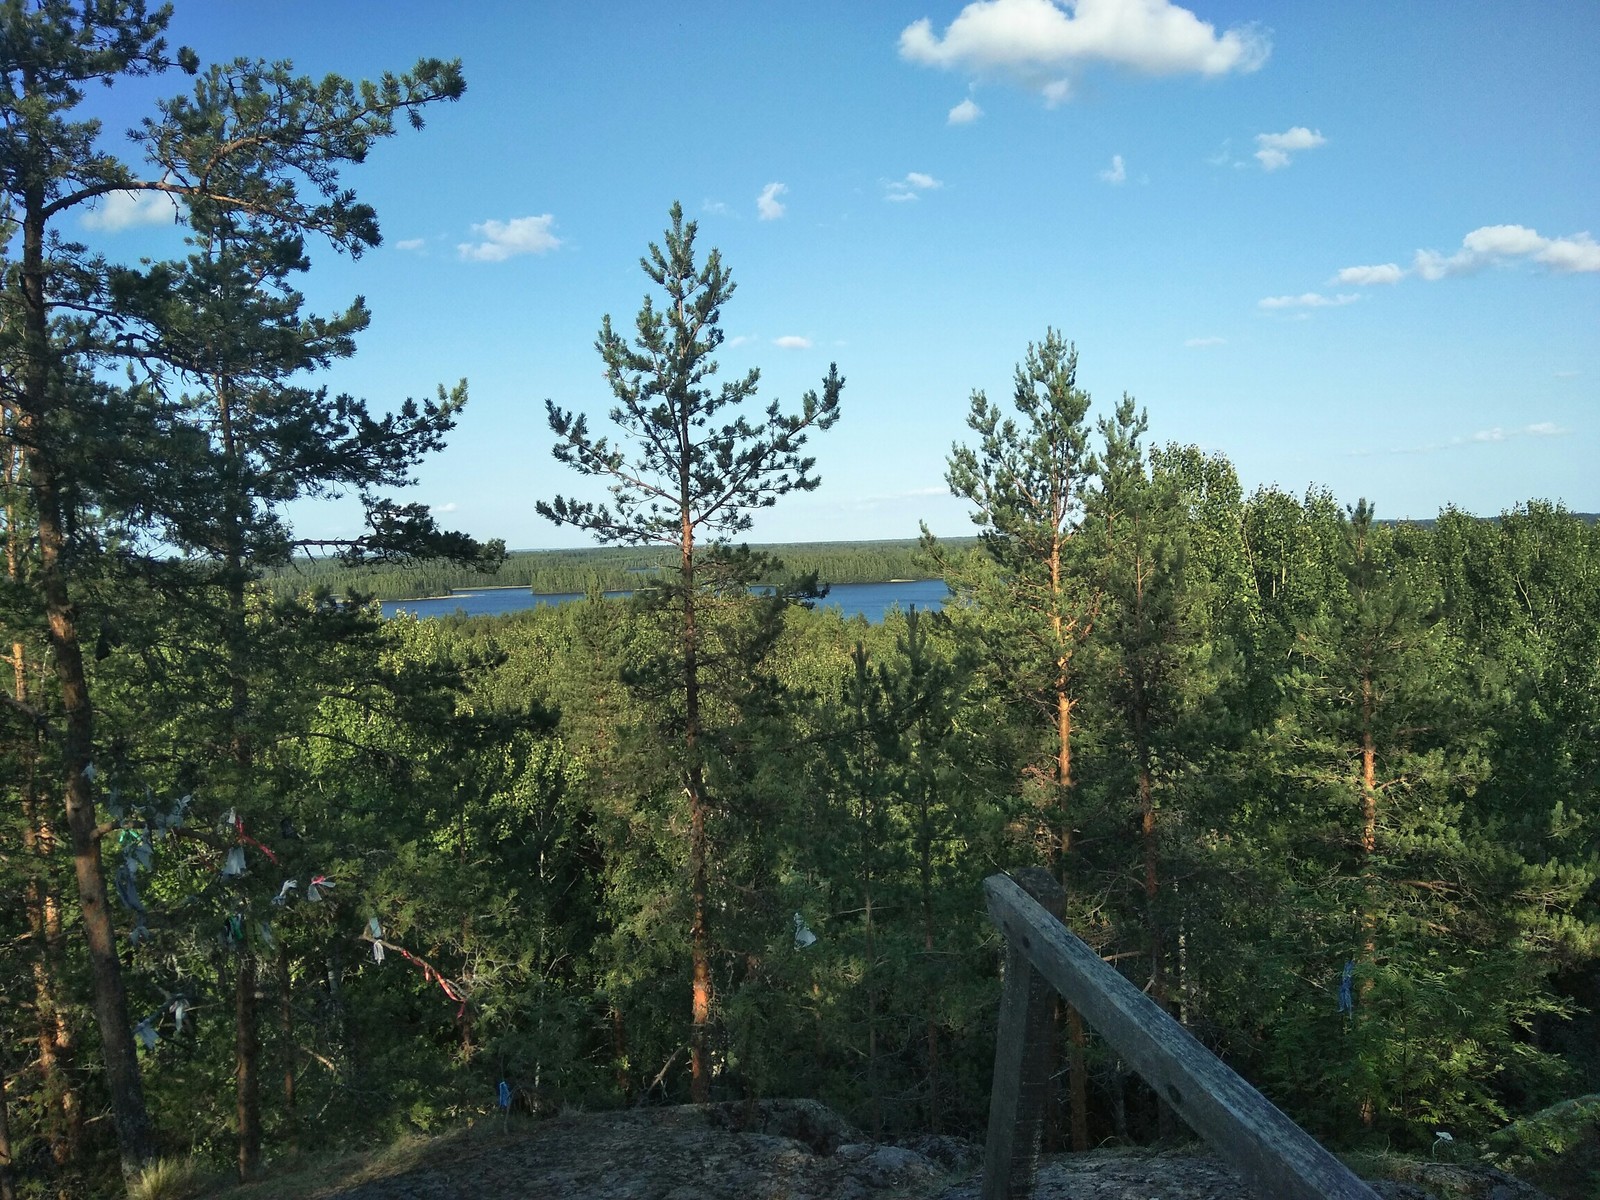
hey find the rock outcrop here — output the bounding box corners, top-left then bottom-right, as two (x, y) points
(313, 1100), (1552, 1200)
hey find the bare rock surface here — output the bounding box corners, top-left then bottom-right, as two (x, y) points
(307, 1100), (1552, 1200)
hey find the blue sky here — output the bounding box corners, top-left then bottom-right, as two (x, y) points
(82, 1), (1598, 549)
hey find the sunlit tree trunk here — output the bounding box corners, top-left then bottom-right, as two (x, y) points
(19, 168), (155, 1178)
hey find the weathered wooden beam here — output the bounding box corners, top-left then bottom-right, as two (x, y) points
(983, 872), (1380, 1200)
(981, 868), (1063, 1200)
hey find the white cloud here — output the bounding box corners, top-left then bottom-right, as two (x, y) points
(1098, 154), (1126, 184)
(1414, 224), (1600, 279)
(1253, 127), (1325, 171)
(702, 199), (732, 216)
(1184, 336), (1225, 348)
(885, 172), (944, 202)
(395, 237), (426, 252)
(1332, 263), (1403, 286)
(457, 215), (561, 262)
(774, 335), (812, 349)
(726, 334), (756, 348)
(757, 182), (788, 221)
(430, 502), (459, 514)
(1537, 233), (1600, 273)
(948, 97), (983, 124)
(1258, 292), (1360, 310)
(899, 0), (1270, 97)
(82, 190), (175, 232)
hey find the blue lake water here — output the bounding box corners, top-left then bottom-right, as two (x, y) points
(382, 579), (948, 624)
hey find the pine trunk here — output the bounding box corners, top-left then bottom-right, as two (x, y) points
(682, 516), (712, 1104)
(920, 821), (940, 1132)
(278, 945), (298, 1153)
(1358, 670), (1378, 1128)
(1048, 531), (1090, 1152)
(235, 954), (261, 1180)
(0, 1054), (16, 1200)
(19, 181), (155, 1177)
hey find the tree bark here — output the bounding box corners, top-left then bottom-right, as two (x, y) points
(682, 509), (712, 1104)
(236, 954), (261, 1179)
(278, 944), (298, 1154)
(0, 1055), (16, 1200)
(19, 173), (155, 1178)
(1048, 530), (1090, 1152)
(1358, 669), (1378, 1128)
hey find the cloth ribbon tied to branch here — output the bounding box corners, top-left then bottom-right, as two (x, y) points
(793, 912), (818, 950)
(215, 807), (280, 877)
(365, 926), (469, 1017)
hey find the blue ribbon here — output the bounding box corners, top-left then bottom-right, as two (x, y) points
(1337, 959), (1355, 1014)
(498, 1080), (511, 1110)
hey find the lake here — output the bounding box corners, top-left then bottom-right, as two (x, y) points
(382, 579), (948, 623)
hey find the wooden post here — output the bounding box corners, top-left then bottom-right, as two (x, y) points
(982, 872), (1380, 1200)
(982, 867), (1063, 1200)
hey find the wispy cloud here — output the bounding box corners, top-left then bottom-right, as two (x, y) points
(849, 484), (953, 511)
(948, 97), (983, 124)
(82, 190), (176, 232)
(757, 182), (788, 221)
(394, 237), (426, 252)
(726, 334), (757, 349)
(702, 199), (732, 216)
(1472, 421), (1566, 443)
(900, 0), (1269, 102)
(1207, 138), (1249, 170)
(1098, 154), (1126, 184)
(774, 335), (812, 349)
(1332, 263), (1402, 286)
(1359, 421), (1571, 457)
(1254, 126), (1325, 171)
(885, 171), (943, 202)
(1184, 336), (1225, 348)
(1258, 292), (1360, 310)
(457, 215), (561, 262)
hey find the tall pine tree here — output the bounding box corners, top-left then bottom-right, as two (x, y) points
(539, 202), (841, 1101)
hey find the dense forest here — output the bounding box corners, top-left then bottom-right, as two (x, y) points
(262, 539), (964, 604)
(2, 8), (1598, 1199)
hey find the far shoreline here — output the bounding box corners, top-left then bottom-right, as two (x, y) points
(389, 579), (943, 604)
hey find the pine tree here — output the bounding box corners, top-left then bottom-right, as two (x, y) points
(930, 329), (1098, 1147)
(539, 202), (842, 1101)
(1, 5), (465, 1175)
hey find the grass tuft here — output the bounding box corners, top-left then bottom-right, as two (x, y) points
(128, 1157), (215, 1200)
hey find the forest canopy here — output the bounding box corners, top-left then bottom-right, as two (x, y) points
(2, 7), (1598, 1199)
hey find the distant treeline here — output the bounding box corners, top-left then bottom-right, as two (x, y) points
(1380, 512), (1598, 531)
(262, 538), (975, 601)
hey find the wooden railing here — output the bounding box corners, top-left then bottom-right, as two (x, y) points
(981, 868), (1380, 1200)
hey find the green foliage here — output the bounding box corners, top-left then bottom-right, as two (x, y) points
(4, 39), (1599, 1183)
(1487, 1094), (1600, 1165)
